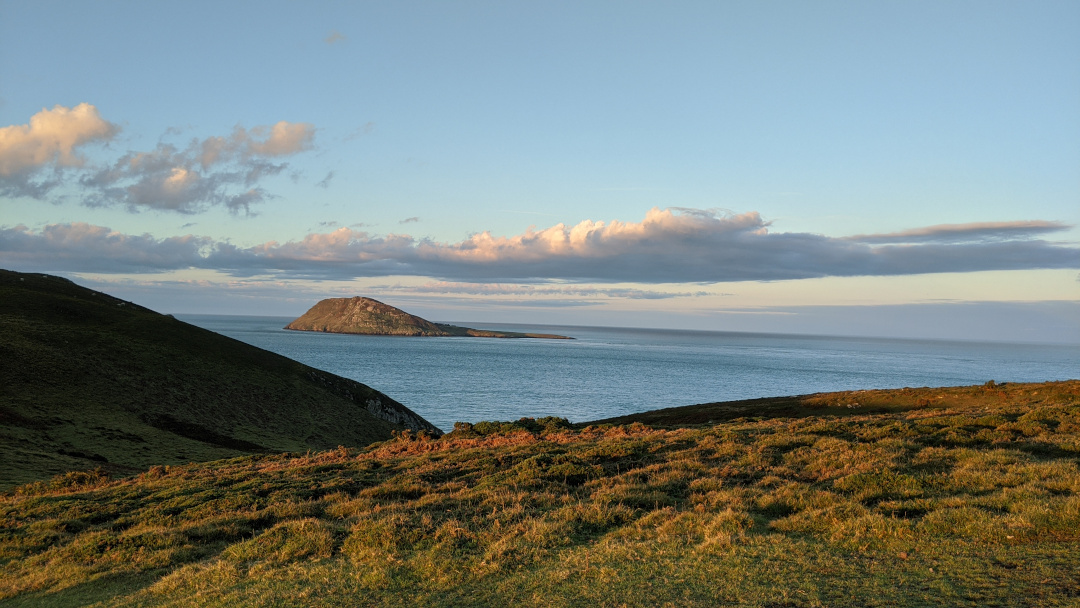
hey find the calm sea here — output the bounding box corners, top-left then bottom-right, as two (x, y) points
(179, 315), (1078, 433)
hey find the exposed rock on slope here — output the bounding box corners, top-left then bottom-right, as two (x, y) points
(285, 296), (572, 339)
(0, 270), (440, 489)
(285, 297), (452, 336)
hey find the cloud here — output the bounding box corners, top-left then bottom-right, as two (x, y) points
(344, 122), (375, 141)
(0, 104), (118, 176)
(3, 208), (1077, 283)
(244, 122), (315, 157)
(315, 171), (334, 188)
(324, 30), (346, 45)
(0, 223), (210, 273)
(398, 282), (710, 299)
(78, 121), (313, 213)
(400, 217), (420, 224)
(193, 123), (313, 169)
(846, 221), (1069, 244)
(0, 103), (119, 197)
(0, 104), (313, 213)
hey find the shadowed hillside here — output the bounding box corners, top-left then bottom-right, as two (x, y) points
(0, 270), (440, 489)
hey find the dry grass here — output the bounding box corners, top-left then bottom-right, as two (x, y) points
(1, 380), (1078, 607)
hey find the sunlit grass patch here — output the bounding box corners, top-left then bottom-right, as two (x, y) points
(2, 380), (1078, 606)
(224, 518), (338, 565)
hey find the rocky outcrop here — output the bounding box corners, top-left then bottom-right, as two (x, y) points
(305, 370), (441, 435)
(285, 297), (451, 336)
(285, 297), (572, 339)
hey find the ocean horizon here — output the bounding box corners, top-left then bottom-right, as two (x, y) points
(178, 315), (1079, 433)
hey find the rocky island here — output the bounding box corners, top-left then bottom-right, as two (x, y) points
(284, 296), (573, 339)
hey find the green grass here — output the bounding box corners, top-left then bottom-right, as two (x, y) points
(2, 380), (1077, 606)
(0, 270), (439, 489)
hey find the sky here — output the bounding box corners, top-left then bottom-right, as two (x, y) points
(1, 0), (1078, 343)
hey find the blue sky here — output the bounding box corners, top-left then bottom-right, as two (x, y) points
(1, 1), (1078, 343)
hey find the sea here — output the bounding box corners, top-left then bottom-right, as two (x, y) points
(179, 315), (1079, 433)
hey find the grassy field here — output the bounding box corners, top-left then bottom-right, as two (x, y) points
(2, 380), (1077, 606)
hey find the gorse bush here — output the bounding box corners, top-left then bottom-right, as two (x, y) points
(453, 416), (573, 437)
(1, 381), (1078, 606)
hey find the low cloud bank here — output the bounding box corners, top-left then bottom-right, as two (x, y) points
(2, 208), (1076, 283)
(0, 223), (211, 273)
(844, 221), (1069, 244)
(399, 281), (710, 299)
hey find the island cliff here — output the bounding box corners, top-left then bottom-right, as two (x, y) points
(285, 297), (573, 339)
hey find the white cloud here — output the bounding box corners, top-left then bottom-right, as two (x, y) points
(245, 122), (315, 156)
(0, 104), (314, 213)
(409, 208), (769, 265)
(0, 103), (118, 176)
(0, 103), (118, 197)
(3, 208), (1077, 283)
(197, 122), (315, 167)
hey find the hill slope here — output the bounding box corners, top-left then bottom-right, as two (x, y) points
(285, 296), (450, 336)
(585, 383), (1042, 427)
(285, 296), (572, 339)
(1, 381), (1077, 606)
(0, 270), (440, 489)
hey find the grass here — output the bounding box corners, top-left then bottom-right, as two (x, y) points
(0, 270), (439, 490)
(1, 380), (1077, 606)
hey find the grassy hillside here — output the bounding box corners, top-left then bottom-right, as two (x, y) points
(0, 270), (439, 489)
(588, 381), (1056, 427)
(1, 380), (1076, 606)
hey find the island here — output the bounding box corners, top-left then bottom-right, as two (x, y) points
(284, 296), (573, 339)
